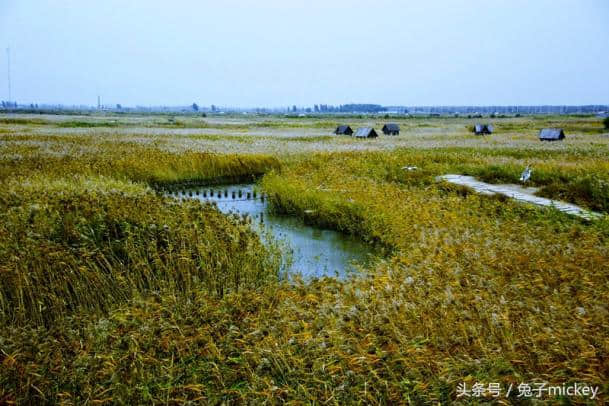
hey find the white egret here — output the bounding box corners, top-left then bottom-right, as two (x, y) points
(519, 166), (532, 183)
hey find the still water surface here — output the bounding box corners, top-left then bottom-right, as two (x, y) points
(173, 184), (375, 279)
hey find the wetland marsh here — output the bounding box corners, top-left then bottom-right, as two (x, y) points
(175, 183), (376, 279)
(1, 113), (608, 403)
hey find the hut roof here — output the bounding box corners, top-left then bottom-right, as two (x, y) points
(334, 125), (353, 135)
(353, 127), (378, 138)
(539, 128), (565, 141)
(382, 123), (400, 133)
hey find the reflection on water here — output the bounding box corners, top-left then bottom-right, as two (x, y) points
(171, 184), (375, 279)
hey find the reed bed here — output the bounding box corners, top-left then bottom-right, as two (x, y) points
(258, 154), (609, 402)
(1, 114), (608, 403)
(264, 149), (609, 213)
(0, 175), (282, 326)
(0, 141), (279, 186)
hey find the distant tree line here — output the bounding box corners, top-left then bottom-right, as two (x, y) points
(313, 104), (387, 113)
(3, 101), (608, 117)
(408, 105), (609, 115)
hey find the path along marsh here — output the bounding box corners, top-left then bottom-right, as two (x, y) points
(1, 113), (609, 403)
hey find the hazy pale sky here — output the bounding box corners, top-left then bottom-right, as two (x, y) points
(1, 0), (608, 107)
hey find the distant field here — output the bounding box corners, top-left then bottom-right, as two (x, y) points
(2, 113), (608, 155)
(1, 113), (608, 403)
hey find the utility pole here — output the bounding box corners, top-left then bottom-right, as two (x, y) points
(6, 47), (11, 103)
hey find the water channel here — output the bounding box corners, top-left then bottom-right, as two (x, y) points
(170, 184), (375, 279)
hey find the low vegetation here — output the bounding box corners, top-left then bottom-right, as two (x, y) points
(0, 113), (608, 403)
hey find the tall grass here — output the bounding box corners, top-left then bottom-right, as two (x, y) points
(0, 176), (282, 326)
(1, 114), (609, 403)
(0, 143), (279, 186)
(272, 149), (609, 212)
(258, 152), (609, 402)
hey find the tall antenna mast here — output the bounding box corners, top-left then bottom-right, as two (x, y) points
(6, 47), (11, 103)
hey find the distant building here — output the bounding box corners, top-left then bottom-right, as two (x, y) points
(474, 124), (493, 135)
(334, 125), (354, 135)
(382, 123), (400, 135)
(353, 127), (378, 138)
(539, 128), (565, 141)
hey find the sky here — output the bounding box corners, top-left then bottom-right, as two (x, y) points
(0, 0), (608, 107)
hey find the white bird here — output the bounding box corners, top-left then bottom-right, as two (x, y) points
(401, 166), (418, 171)
(519, 166), (532, 183)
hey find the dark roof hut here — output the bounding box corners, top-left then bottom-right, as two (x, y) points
(473, 124), (494, 135)
(353, 127), (378, 138)
(539, 128), (565, 141)
(382, 123), (400, 135)
(334, 125), (353, 135)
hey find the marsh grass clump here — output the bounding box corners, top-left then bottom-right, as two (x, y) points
(272, 148), (609, 213)
(0, 177), (281, 326)
(258, 153), (609, 401)
(0, 141), (280, 187)
(56, 120), (122, 128)
(0, 117), (49, 125)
